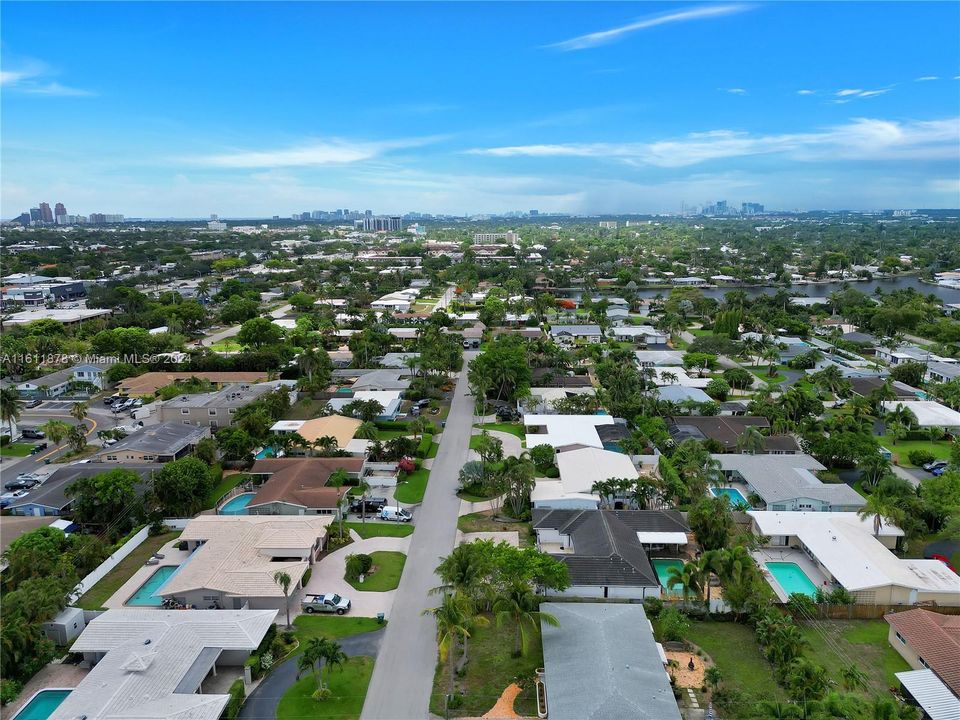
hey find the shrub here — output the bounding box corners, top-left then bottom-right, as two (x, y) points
(543, 466), (560, 478)
(0, 435), (9, 447)
(375, 419), (409, 431)
(643, 596), (664, 619)
(415, 434), (433, 458)
(786, 592), (817, 619)
(908, 449), (936, 467)
(301, 568), (312, 586)
(345, 553), (373, 581)
(0, 679), (22, 705)
(225, 679), (246, 720)
(659, 607), (690, 642)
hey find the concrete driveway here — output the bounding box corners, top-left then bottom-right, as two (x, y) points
(301, 532), (412, 619)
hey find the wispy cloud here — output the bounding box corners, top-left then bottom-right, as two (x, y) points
(833, 88), (891, 103)
(183, 137), (441, 168)
(1, 57), (95, 97)
(465, 117), (959, 167)
(546, 4), (750, 51)
(797, 89), (816, 95)
(725, 88), (747, 95)
(915, 76), (939, 82)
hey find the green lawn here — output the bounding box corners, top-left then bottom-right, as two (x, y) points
(292, 615), (386, 644)
(76, 531), (181, 610)
(374, 429), (409, 440)
(675, 620), (787, 712)
(0, 442), (35, 457)
(877, 436), (952, 467)
(205, 472), (250, 508)
(344, 522), (414, 538)
(798, 620), (910, 694)
(474, 422), (525, 439)
(209, 339), (243, 352)
(426, 441), (440, 459)
(346, 551), (406, 591)
(457, 511), (533, 547)
(745, 365), (787, 385)
(394, 468), (429, 503)
(277, 655), (373, 720)
(429, 613), (542, 718)
(284, 398), (331, 421)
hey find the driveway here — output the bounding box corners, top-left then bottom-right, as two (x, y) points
(301, 532), (411, 619)
(239, 627), (386, 720)
(361, 353), (478, 720)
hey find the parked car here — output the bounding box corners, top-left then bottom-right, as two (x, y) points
(16, 472), (42, 483)
(0, 490), (29, 508)
(379, 506), (412, 522)
(20, 428), (45, 440)
(349, 496), (387, 514)
(923, 459), (949, 472)
(129, 398), (143, 408)
(5, 478), (37, 491)
(28, 442), (48, 455)
(24, 399), (42, 409)
(301, 593), (351, 615)
(932, 466), (948, 476)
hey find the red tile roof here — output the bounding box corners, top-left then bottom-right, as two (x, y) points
(885, 608), (960, 695)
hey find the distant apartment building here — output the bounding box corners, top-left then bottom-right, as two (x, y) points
(54, 203), (67, 223)
(741, 202), (765, 214)
(362, 216), (403, 232)
(158, 382), (279, 429)
(88, 213), (125, 224)
(473, 231), (519, 243)
(39, 202), (54, 223)
(207, 220), (227, 231)
(598, 221), (618, 229)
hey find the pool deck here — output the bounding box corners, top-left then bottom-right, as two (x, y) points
(6, 668), (87, 718)
(102, 537), (191, 609)
(751, 547), (832, 602)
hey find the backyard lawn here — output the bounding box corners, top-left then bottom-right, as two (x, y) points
(878, 436), (952, 467)
(344, 522), (414, 538)
(798, 619), (911, 693)
(284, 397), (331, 421)
(474, 422), (525, 439)
(0, 442), (35, 457)
(346, 551), (406, 591)
(76, 531), (181, 610)
(209, 339), (243, 352)
(204, 472), (250, 508)
(393, 468), (429, 504)
(429, 613), (542, 718)
(745, 365), (788, 385)
(276, 655), (373, 720)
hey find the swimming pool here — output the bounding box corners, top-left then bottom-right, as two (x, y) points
(255, 446), (277, 459)
(11, 689), (72, 720)
(766, 562), (819, 598)
(219, 492), (255, 515)
(126, 565), (179, 606)
(710, 487), (749, 506)
(652, 559), (684, 593)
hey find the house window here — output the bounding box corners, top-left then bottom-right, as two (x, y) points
(142, 455), (155, 461)
(919, 657), (929, 669)
(208, 409), (217, 416)
(106, 455), (117, 461)
(181, 409), (189, 415)
(228, 408), (236, 414)
(896, 632), (906, 645)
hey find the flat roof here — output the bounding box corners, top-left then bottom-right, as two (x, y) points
(95, 422), (209, 457)
(881, 401), (960, 428)
(524, 414), (615, 449)
(7, 463), (160, 513)
(540, 603), (681, 720)
(3, 307), (111, 325)
(161, 382), (275, 409)
(895, 670), (960, 720)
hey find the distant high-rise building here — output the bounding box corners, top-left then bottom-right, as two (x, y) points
(741, 202), (764, 215)
(39, 202), (53, 223)
(311, 211), (323, 220)
(54, 203), (67, 223)
(529, 210), (539, 216)
(362, 216), (403, 232)
(716, 200), (728, 215)
(89, 213), (105, 224)
(300, 212), (311, 221)
(364, 209), (373, 217)
(208, 220), (227, 232)
(29, 208), (41, 223)
(16, 212), (31, 226)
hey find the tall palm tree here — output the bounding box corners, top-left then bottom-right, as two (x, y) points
(273, 570), (293, 629)
(666, 560), (703, 606)
(70, 401), (88, 425)
(355, 421), (378, 441)
(422, 592), (488, 697)
(736, 426), (765, 454)
(857, 488), (906, 537)
(494, 583), (560, 657)
(0, 386), (23, 437)
(318, 638), (347, 690)
(698, 550), (724, 609)
(41, 419), (71, 447)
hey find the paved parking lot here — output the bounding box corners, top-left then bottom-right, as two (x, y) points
(31, 400), (78, 411)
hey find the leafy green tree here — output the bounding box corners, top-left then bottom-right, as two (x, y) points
(688, 496), (734, 551)
(238, 317), (284, 348)
(152, 456), (214, 516)
(66, 469), (143, 536)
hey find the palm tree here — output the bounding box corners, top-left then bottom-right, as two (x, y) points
(666, 560), (703, 606)
(67, 423), (88, 453)
(736, 426), (765, 454)
(355, 478), (371, 524)
(70, 401), (89, 425)
(857, 488), (906, 537)
(355, 421), (378, 441)
(590, 479), (617, 509)
(318, 638), (347, 690)
(312, 435), (339, 456)
(273, 570), (293, 629)
(422, 592), (488, 697)
(408, 416), (431, 440)
(328, 468), (349, 538)
(698, 550), (724, 609)
(41, 419), (71, 447)
(0, 387), (24, 437)
(840, 664), (868, 691)
(494, 583), (560, 657)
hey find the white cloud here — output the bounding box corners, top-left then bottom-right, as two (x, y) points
(183, 137), (441, 168)
(833, 88), (891, 103)
(915, 76), (939, 82)
(797, 89), (816, 95)
(836, 89), (864, 97)
(725, 88), (747, 95)
(465, 117), (959, 167)
(22, 82), (95, 97)
(546, 4), (749, 51)
(1, 58), (94, 96)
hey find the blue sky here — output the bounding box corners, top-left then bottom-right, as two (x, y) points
(2, 1), (958, 217)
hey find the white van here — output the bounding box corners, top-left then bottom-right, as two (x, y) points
(379, 506), (412, 523)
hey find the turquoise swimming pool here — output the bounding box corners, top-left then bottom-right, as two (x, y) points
(766, 561), (819, 598)
(12, 689), (72, 720)
(126, 565), (179, 606)
(710, 487), (749, 505)
(255, 446), (277, 459)
(219, 492), (255, 515)
(652, 558), (684, 593)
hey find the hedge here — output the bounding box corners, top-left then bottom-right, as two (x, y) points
(301, 568), (312, 586)
(375, 419), (410, 431)
(415, 433), (434, 458)
(225, 679), (246, 720)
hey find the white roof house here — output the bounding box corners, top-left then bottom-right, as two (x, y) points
(649, 366), (711, 388)
(524, 414), (615, 449)
(634, 350), (685, 367)
(532, 445), (640, 509)
(327, 390), (404, 419)
(749, 512), (960, 605)
(880, 401), (960, 430)
(52, 609), (276, 720)
(160, 516), (332, 607)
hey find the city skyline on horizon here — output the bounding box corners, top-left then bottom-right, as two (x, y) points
(2, 2), (959, 218)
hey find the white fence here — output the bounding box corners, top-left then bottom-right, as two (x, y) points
(69, 526), (150, 602)
(162, 517), (192, 530)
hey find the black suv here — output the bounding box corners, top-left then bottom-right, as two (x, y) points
(349, 497), (387, 514)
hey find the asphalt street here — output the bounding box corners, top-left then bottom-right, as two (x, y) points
(360, 352), (477, 720)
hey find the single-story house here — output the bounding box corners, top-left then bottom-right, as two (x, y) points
(713, 453), (864, 512)
(540, 602), (682, 720)
(655, 385), (712, 405)
(350, 369), (411, 392)
(269, 414), (361, 451)
(246, 457), (364, 516)
(53, 609), (276, 720)
(524, 414), (620, 450)
(16, 362), (111, 398)
(118, 371), (270, 396)
(741, 332), (812, 361)
(521, 386), (596, 415)
(667, 416), (787, 453)
(159, 515), (333, 610)
(92, 423), (210, 463)
(874, 344), (931, 366)
(885, 609), (960, 699)
(612, 325), (669, 346)
(378, 352), (420, 369)
(549, 324), (603, 345)
(634, 350), (685, 368)
(650, 366), (711, 389)
(749, 512), (960, 605)
(848, 377), (920, 400)
(531, 444), (640, 510)
(327, 390), (404, 420)
(881, 401), (960, 431)
(926, 361), (960, 385)
(6, 463), (161, 516)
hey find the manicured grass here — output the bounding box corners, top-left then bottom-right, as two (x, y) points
(877, 436), (952, 467)
(209, 339), (242, 352)
(393, 468), (429, 503)
(76, 531), (181, 610)
(457, 511), (533, 547)
(277, 655), (373, 720)
(675, 620), (787, 710)
(474, 422), (525, 439)
(429, 613), (542, 717)
(798, 619), (910, 694)
(344, 522), (414, 538)
(374, 429), (409, 440)
(205, 472), (250, 508)
(745, 366), (787, 384)
(469, 435), (484, 451)
(284, 398), (331, 421)
(346, 551), (406, 591)
(426, 441), (440, 459)
(292, 615), (386, 644)
(457, 490), (493, 502)
(0, 442), (35, 457)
